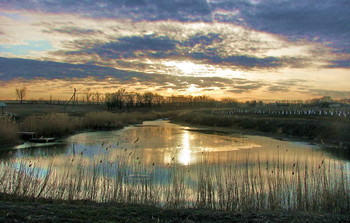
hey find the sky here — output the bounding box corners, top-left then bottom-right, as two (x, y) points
(0, 0), (349, 101)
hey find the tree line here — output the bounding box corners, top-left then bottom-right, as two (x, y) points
(105, 88), (232, 110)
(13, 87), (350, 109)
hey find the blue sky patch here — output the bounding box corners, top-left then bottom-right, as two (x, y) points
(0, 40), (53, 56)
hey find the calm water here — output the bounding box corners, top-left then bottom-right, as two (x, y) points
(4, 119), (348, 166)
(1, 119), (349, 207)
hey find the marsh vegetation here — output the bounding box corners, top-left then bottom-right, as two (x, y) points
(1, 146), (349, 213)
(1, 120), (349, 214)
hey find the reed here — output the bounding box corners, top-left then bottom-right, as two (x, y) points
(0, 149), (349, 213)
(174, 111), (350, 143)
(16, 111), (168, 138)
(81, 111), (164, 130)
(19, 113), (80, 137)
(0, 115), (19, 144)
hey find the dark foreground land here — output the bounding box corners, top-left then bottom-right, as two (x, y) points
(1, 196), (349, 223)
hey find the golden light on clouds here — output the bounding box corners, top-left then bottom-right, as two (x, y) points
(0, 1), (349, 101)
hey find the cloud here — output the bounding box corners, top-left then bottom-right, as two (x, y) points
(0, 57), (143, 81)
(0, 0), (211, 21)
(184, 32), (222, 47)
(190, 53), (282, 68)
(307, 89), (350, 98)
(266, 79), (310, 93)
(327, 59), (350, 68)
(2, 0), (349, 56)
(0, 57), (270, 96)
(57, 32), (306, 70)
(267, 85), (290, 92)
(65, 35), (178, 59)
(43, 26), (104, 36)
(209, 0), (350, 53)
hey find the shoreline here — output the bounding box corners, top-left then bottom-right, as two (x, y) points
(2, 116), (349, 158)
(171, 112), (350, 152)
(171, 119), (349, 153)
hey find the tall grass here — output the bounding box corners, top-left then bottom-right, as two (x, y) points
(174, 111), (350, 143)
(19, 113), (80, 137)
(17, 111), (170, 138)
(0, 115), (19, 144)
(0, 149), (349, 213)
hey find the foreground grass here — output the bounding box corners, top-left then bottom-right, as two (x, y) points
(1, 195), (349, 223)
(1, 149), (349, 214)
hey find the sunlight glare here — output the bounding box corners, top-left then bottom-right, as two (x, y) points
(164, 61), (208, 75)
(178, 131), (192, 165)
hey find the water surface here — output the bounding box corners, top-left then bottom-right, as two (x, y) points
(1, 120), (349, 208)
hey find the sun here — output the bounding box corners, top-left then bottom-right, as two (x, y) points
(164, 61), (208, 75)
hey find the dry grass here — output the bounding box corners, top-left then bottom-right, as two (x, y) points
(0, 149), (348, 214)
(81, 111), (165, 130)
(19, 113), (80, 137)
(16, 111), (170, 138)
(0, 115), (19, 144)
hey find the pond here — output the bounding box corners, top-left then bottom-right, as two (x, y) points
(1, 120), (349, 211)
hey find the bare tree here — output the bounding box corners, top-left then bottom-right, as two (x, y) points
(84, 88), (92, 104)
(94, 92), (101, 104)
(15, 87), (27, 104)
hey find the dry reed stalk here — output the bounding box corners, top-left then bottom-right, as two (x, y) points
(0, 149), (349, 213)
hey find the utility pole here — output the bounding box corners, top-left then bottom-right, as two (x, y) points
(63, 88), (77, 112)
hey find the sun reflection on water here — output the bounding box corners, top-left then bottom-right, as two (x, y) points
(178, 131), (192, 165)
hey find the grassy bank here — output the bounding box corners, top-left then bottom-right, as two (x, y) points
(2, 104), (349, 147)
(173, 111), (350, 146)
(1, 110), (178, 145)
